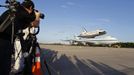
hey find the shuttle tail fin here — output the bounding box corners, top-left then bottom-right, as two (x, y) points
(82, 27), (87, 32)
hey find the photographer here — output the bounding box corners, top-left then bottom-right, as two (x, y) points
(0, 0), (43, 75)
(13, 10), (42, 75)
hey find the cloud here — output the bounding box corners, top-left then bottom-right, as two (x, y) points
(97, 18), (111, 23)
(66, 2), (75, 6)
(60, 1), (75, 8)
(60, 5), (68, 8)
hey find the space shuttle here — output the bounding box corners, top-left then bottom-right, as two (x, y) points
(77, 28), (106, 38)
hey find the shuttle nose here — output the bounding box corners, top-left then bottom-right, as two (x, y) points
(99, 31), (106, 35)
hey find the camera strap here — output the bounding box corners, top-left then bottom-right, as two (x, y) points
(0, 14), (12, 32)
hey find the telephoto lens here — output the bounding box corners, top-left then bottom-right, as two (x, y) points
(40, 13), (45, 19)
(34, 9), (45, 19)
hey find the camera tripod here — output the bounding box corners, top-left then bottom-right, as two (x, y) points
(11, 26), (51, 75)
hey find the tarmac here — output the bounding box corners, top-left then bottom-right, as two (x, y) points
(40, 45), (134, 75)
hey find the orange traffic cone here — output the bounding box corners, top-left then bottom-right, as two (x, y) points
(32, 47), (43, 75)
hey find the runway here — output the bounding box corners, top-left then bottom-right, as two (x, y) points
(40, 45), (134, 75)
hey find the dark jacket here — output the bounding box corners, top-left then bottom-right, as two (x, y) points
(0, 5), (35, 41)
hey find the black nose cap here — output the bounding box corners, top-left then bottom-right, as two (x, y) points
(99, 31), (106, 35)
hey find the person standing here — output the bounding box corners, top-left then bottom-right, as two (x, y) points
(0, 0), (39, 75)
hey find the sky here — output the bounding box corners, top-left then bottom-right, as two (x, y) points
(0, 0), (134, 43)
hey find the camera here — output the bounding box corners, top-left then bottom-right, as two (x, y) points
(23, 0), (45, 19)
(34, 9), (45, 19)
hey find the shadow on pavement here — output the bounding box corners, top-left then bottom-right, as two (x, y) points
(42, 48), (127, 75)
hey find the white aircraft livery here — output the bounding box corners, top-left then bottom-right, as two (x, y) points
(78, 28), (106, 38)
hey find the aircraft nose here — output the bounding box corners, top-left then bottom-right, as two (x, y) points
(99, 31), (106, 35)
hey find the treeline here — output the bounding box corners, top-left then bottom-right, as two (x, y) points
(72, 42), (134, 48)
(112, 42), (134, 48)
